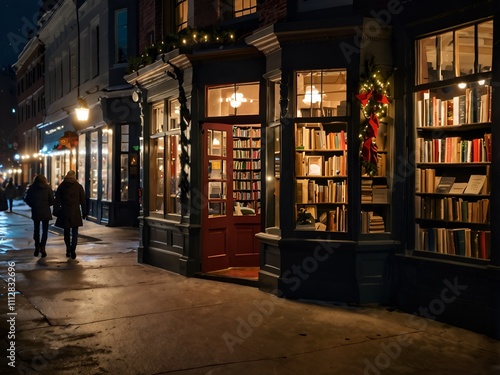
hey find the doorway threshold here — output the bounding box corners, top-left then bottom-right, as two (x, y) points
(196, 267), (259, 287)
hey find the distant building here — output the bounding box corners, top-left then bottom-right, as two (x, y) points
(37, 0), (141, 226)
(12, 36), (45, 186)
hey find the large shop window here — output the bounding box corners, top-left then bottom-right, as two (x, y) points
(207, 83), (259, 117)
(78, 133), (86, 186)
(294, 69), (349, 232)
(150, 99), (182, 215)
(265, 79), (281, 230)
(51, 151), (72, 190)
(413, 19), (493, 259)
(120, 125), (130, 201)
(90, 132), (99, 199)
(102, 128), (113, 201)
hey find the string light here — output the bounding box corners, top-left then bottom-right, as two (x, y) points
(357, 57), (392, 176)
(129, 27), (238, 72)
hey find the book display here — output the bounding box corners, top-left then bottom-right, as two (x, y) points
(360, 176), (390, 234)
(294, 122), (348, 231)
(232, 125), (261, 214)
(413, 20), (492, 260)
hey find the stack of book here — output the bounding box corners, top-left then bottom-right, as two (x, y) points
(361, 179), (373, 203)
(361, 211), (386, 233)
(369, 213), (386, 233)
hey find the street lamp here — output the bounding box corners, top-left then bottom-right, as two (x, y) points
(75, 97), (89, 121)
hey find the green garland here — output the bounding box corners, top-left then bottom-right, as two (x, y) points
(167, 65), (191, 219)
(128, 27), (237, 73)
(356, 57), (391, 176)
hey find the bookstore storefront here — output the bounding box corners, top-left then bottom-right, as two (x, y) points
(127, 16), (403, 304)
(127, 3), (499, 339)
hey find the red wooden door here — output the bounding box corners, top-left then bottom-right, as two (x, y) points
(201, 123), (260, 273)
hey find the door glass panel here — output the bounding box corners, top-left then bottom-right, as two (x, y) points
(209, 202), (226, 217)
(208, 130), (226, 156)
(207, 128), (227, 218)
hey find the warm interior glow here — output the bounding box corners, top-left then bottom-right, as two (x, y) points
(303, 85), (321, 104)
(227, 92), (247, 108)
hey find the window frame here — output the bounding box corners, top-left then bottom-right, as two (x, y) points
(149, 99), (183, 218)
(115, 8), (128, 64)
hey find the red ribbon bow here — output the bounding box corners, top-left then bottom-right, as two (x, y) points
(356, 90), (389, 106)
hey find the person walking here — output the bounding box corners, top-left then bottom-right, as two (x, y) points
(5, 178), (17, 212)
(53, 170), (87, 259)
(0, 186), (8, 212)
(24, 175), (54, 257)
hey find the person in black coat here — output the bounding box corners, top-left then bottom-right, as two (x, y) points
(5, 178), (17, 212)
(53, 170), (87, 259)
(24, 174), (54, 257)
(0, 186), (8, 212)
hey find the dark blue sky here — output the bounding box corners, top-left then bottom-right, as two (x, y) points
(0, 0), (40, 69)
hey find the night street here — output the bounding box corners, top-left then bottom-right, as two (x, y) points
(0, 200), (498, 374)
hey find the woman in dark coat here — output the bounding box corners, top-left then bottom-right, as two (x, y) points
(54, 170), (87, 259)
(24, 174), (54, 257)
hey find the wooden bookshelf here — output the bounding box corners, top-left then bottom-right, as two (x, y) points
(294, 122), (348, 232)
(232, 125), (261, 215)
(413, 79), (492, 259)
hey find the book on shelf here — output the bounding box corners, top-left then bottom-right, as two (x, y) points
(295, 151), (307, 176)
(415, 135), (491, 163)
(376, 153), (386, 176)
(416, 225), (490, 259)
(372, 187), (389, 203)
(435, 177), (455, 194)
(296, 179), (309, 203)
(361, 211), (386, 233)
(361, 179), (373, 203)
(418, 196), (489, 223)
(296, 179), (348, 204)
(448, 182), (467, 195)
(463, 175), (486, 195)
(296, 125), (347, 151)
(416, 85), (492, 127)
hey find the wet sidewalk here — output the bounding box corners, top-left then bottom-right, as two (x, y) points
(0, 200), (499, 374)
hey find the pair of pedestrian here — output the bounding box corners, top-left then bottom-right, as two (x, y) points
(24, 171), (87, 259)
